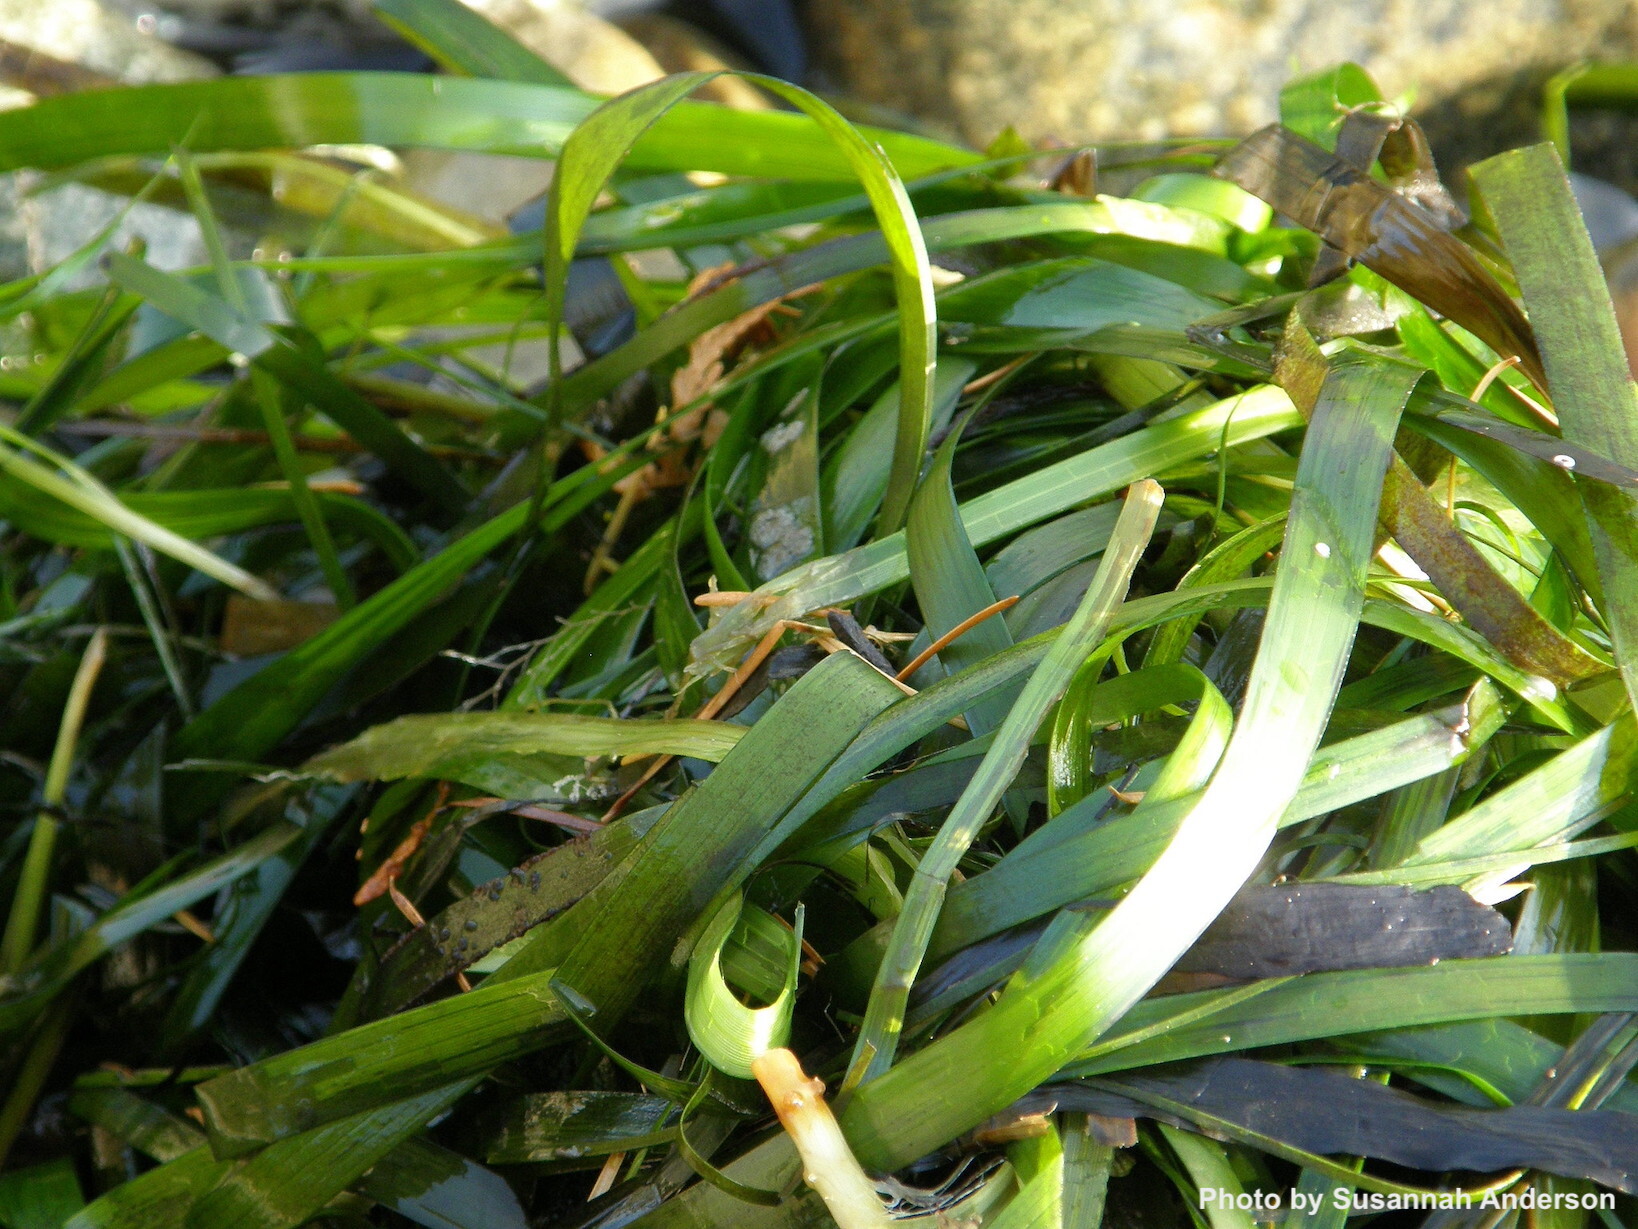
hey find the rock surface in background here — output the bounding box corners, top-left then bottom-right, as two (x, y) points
(1, 0), (216, 84)
(461, 0), (666, 92)
(805, 0), (1638, 176)
(0, 0), (219, 284)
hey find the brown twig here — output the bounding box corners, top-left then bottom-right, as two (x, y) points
(896, 595), (1020, 682)
(354, 783), (447, 906)
(387, 876), (471, 992)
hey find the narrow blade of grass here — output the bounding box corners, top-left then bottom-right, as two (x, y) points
(105, 252), (469, 516)
(847, 479), (1164, 1087)
(841, 351), (1419, 1170)
(372, 0), (571, 85)
(0, 74), (976, 181)
(543, 651), (903, 1027)
(1471, 143), (1638, 716)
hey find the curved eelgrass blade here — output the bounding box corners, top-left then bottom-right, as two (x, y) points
(372, 0), (571, 86)
(845, 478), (1164, 1088)
(685, 895), (801, 1079)
(840, 352), (1418, 1170)
(1470, 143), (1638, 717)
(540, 71), (935, 535)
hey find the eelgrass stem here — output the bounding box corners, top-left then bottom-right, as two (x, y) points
(0, 988), (76, 1169)
(0, 628), (108, 975)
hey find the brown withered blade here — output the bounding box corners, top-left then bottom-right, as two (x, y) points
(1215, 124), (1547, 391)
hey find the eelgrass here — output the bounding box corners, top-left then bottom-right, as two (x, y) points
(0, 13), (1635, 1229)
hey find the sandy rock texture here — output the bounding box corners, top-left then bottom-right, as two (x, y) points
(806, 0), (1638, 174)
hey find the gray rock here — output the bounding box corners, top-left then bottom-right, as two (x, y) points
(19, 179), (237, 286)
(806, 0), (1638, 176)
(0, 0), (216, 84)
(0, 0), (219, 293)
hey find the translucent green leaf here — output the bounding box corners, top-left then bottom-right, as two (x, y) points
(0, 74), (975, 182)
(841, 351), (1420, 1170)
(308, 712), (745, 784)
(685, 893), (799, 1079)
(0, 425), (274, 600)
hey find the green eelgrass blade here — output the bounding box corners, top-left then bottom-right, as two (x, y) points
(690, 385), (1301, 676)
(1470, 143), (1638, 716)
(986, 1126), (1063, 1229)
(68, 1085), (204, 1162)
(1073, 953), (1638, 1075)
(0, 75), (975, 182)
(541, 71), (935, 533)
(542, 651), (904, 1027)
(0, 484), (417, 569)
(65, 1147), (231, 1229)
(186, 1082), (476, 1229)
(1323, 833), (1638, 889)
(195, 974), (563, 1155)
(306, 712), (746, 781)
(1346, 1014), (1638, 1114)
(1278, 63), (1386, 150)
(839, 351), (1419, 1171)
(372, 0), (571, 86)
(827, 360), (976, 552)
(905, 415), (1016, 731)
(846, 479), (1164, 1087)
(1162, 1128), (1254, 1229)
(540, 73), (713, 432)
(104, 252), (469, 517)
(0, 425), (275, 600)
(65, 1088), (474, 1229)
